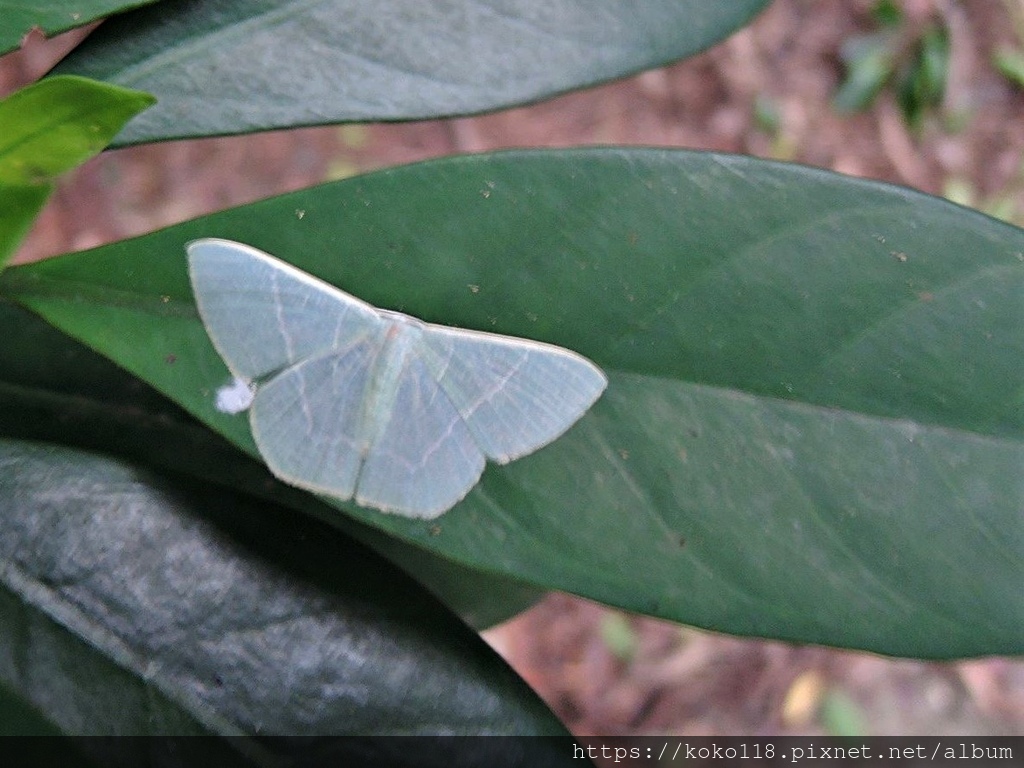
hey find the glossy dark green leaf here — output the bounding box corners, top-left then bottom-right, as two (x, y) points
(2, 148), (1022, 658)
(52, 0), (770, 145)
(0, 76), (155, 185)
(0, 299), (542, 629)
(0, 438), (570, 742)
(0, 0), (160, 56)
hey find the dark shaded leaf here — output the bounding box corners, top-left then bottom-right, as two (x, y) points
(0, 438), (569, 741)
(0, 0), (159, 56)
(52, 0), (770, 145)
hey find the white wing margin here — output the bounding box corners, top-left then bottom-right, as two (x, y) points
(187, 239), (384, 382)
(418, 324), (607, 464)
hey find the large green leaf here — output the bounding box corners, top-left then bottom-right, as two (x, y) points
(0, 0), (159, 56)
(51, 0), (769, 145)
(0, 300), (543, 629)
(0, 438), (572, 744)
(2, 149), (1022, 658)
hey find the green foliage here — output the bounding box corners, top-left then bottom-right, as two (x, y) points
(896, 25), (949, 125)
(994, 46), (1024, 88)
(600, 613), (639, 663)
(993, 0), (1024, 88)
(820, 689), (868, 737)
(0, 0), (1020, 744)
(834, 31), (897, 113)
(834, 1), (949, 129)
(871, 0), (902, 27)
(0, 0), (161, 56)
(945, 164), (1024, 228)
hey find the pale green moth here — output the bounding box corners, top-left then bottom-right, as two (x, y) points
(187, 239), (607, 519)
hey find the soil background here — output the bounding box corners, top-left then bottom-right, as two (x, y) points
(3, 0), (1023, 737)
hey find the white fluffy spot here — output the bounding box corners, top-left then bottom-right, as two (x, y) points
(215, 377), (255, 414)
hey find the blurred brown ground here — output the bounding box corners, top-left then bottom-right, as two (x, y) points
(3, 0), (1023, 736)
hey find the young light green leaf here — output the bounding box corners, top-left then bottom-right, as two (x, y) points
(187, 238), (607, 518)
(0, 76), (154, 268)
(0, 75), (155, 186)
